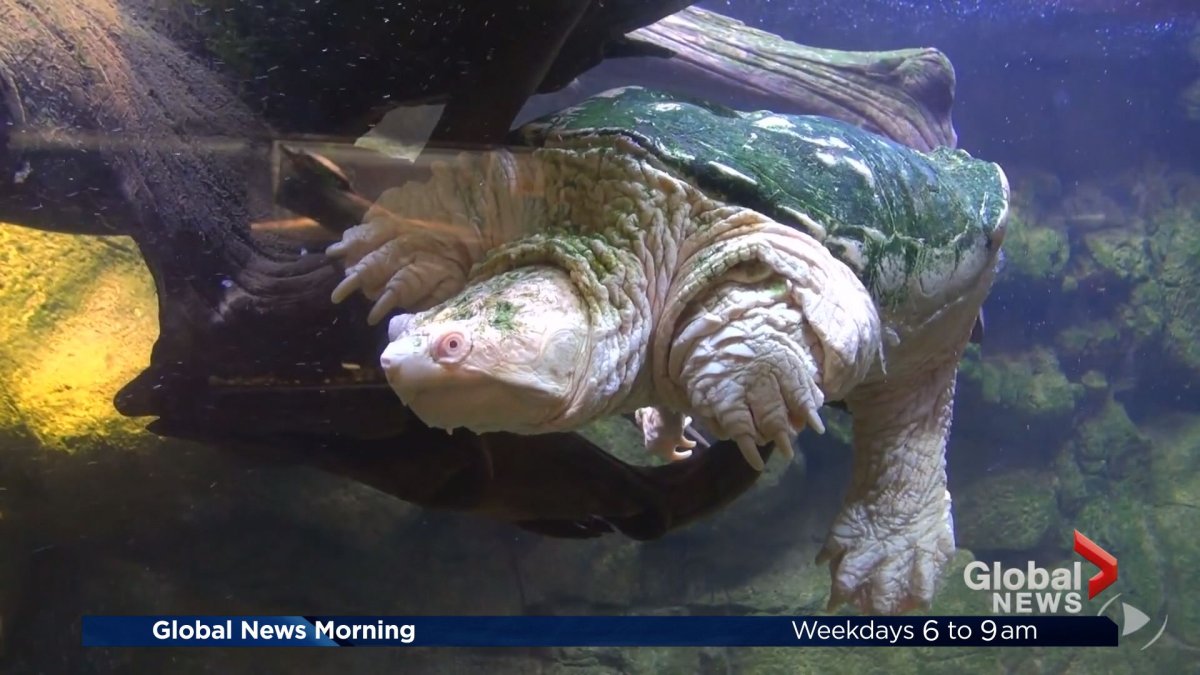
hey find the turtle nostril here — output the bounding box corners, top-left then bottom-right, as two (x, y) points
(380, 352), (397, 370)
(380, 341), (407, 373)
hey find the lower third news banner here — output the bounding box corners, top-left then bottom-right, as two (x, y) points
(81, 615), (1118, 648)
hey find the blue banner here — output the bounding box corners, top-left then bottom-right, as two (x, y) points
(81, 615), (1118, 647)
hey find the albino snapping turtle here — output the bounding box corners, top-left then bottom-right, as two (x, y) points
(328, 87), (1009, 613)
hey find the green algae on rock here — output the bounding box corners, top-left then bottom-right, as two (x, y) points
(960, 347), (1082, 419)
(1083, 230), (1152, 283)
(1054, 321), (1121, 363)
(1145, 414), (1200, 643)
(1063, 198), (1200, 379)
(1000, 210), (1070, 281)
(1053, 444), (1092, 516)
(1143, 204), (1200, 374)
(1072, 490), (1166, 622)
(0, 225), (159, 453)
(1066, 397), (1148, 477)
(953, 470), (1059, 552)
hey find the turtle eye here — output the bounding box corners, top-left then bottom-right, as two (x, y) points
(432, 331), (471, 364)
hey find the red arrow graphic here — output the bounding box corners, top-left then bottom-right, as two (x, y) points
(1074, 530), (1118, 599)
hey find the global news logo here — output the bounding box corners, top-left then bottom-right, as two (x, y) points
(963, 530), (1168, 649)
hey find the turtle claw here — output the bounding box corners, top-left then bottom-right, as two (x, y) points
(331, 274), (363, 304)
(368, 287), (404, 325)
(774, 432), (794, 461)
(735, 436), (766, 472)
(791, 405), (825, 435)
(328, 229), (469, 315)
(635, 407), (697, 463)
(685, 357), (813, 471)
(325, 239), (350, 257)
(662, 447), (694, 462)
(325, 219), (400, 268)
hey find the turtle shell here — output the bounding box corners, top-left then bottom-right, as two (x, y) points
(517, 86), (1007, 309)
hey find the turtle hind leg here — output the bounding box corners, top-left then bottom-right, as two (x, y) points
(816, 359), (960, 615)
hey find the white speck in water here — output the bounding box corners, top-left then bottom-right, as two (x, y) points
(815, 151), (838, 167)
(652, 102), (683, 112)
(13, 161), (31, 184)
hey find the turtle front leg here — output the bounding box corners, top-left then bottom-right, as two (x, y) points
(326, 150), (533, 323)
(328, 214), (475, 324)
(817, 358), (959, 615)
(666, 268), (878, 472)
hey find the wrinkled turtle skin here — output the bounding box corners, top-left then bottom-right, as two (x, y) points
(329, 87), (1009, 614)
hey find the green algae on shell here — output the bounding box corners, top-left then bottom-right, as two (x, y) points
(519, 86), (1008, 310)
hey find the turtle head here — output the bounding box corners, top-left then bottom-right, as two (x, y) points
(379, 266), (593, 434)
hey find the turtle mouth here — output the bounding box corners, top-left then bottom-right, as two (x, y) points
(385, 371), (564, 435)
(379, 334), (565, 433)
(378, 347), (468, 426)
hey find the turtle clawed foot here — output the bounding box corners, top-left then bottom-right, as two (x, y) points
(326, 218), (400, 267)
(691, 359), (819, 472)
(328, 230), (467, 322)
(326, 214), (470, 321)
(327, 219), (412, 309)
(635, 407), (697, 463)
(817, 500), (954, 615)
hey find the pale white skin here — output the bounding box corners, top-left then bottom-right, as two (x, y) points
(328, 143), (1007, 615)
